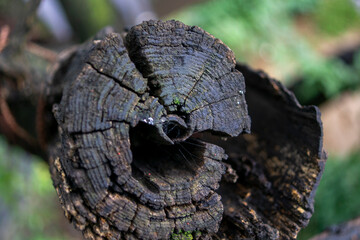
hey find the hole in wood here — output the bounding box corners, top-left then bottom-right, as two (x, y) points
(162, 121), (188, 142)
(130, 122), (205, 193)
(160, 114), (192, 143)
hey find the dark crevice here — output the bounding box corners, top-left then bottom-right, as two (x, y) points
(162, 120), (187, 140)
(129, 122), (205, 190)
(86, 62), (142, 97)
(188, 93), (241, 114)
(68, 126), (113, 136)
(145, 76), (166, 106)
(182, 66), (206, 107)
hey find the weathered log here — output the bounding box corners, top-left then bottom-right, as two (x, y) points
(0, 19), (326, 239)
(47, 20), (325, 239)
(49, 20), (250, 239)
(212, 64), (326, 239)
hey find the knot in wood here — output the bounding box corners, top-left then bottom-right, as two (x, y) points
(52, 20), (250, 239)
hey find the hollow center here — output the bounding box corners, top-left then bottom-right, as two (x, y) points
(160, 115), (193, 143)
(162, 120), (188, 140)
(130, 122), (204, 193)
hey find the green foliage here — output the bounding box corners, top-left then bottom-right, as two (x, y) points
(171, 0), (290, 62)
(60, 0), (116, 41)
(284, 0), (319, 15)
(0, 137), (73, 240)
(298, 152), (360, 239)
(314, 0), (360, 36)
(173, 97), (181, 106)
(86, 0), (116, 32)
(170, 230), (194, 240)
(294, 53), (360, 104)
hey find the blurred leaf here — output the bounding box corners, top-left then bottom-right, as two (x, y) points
(59, 0), (116, 41)
(314, 0), (360, 36)
(0, 137), (74, 239)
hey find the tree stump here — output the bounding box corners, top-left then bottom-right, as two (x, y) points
(0, 19), (326, 239)
(50, 20), (250, 240)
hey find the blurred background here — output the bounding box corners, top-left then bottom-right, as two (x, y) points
(0, 0), (360, 239)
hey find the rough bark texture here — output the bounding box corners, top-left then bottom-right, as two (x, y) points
(0, 19), (326, 240)
(49, 20), (250, 240)
(213, 64), (326, 239)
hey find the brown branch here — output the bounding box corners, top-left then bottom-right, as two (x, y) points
(0, 90), (37, 146)
(27, 42), (58, 63)
(0, 25), (10, 53)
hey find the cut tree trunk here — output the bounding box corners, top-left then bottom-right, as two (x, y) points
(0, 20), (326, 240)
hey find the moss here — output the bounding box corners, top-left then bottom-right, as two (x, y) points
(170, 230), (195, 240)
(173, 97), (181, 106)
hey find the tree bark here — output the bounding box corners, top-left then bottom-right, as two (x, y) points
(0, 20), (326, 239)
(214, 64), (326, 239)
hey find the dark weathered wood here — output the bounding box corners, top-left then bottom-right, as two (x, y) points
(309, 217), (360, 240)
(210, 64), (326, 239)
(49, 20), (250, 239)
(1, 18), (326, 240)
